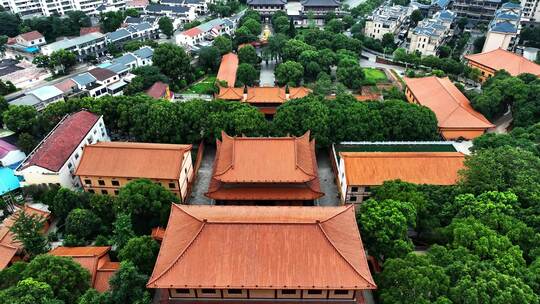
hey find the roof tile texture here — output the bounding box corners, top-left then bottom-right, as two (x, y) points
(147, 205), (376, 290)
(216, 53), (238, 87)
(465, 48), (540, 76)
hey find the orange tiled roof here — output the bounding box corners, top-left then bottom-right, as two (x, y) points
(340, 152), (465, 186)
(246, 87), (286, 103)
(49, 246), (119, 292)
(217, 53), (238, 87)
(464, 48), (540, 76)
(404, 76), (494, 129)
(289, 87), (311, 99)
(147, 204), (376, 290)
(0, 205), (51, 269)
(151, 227), (166, 241)
(75, 142), (192, 180)
(216, 86), (244, 100)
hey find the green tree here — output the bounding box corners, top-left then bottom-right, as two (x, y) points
(234, 26), (256, 44)
(49, 49), (77, 75)
(268, 33), (288, 60)
(9, 210), (49, 258)
(236, 63), (258, 86)
(198, 46), (221, 72)
(21, 254), (91, 304)
(108, 261), (151, 304)
(116, 179), (179, 235)
(336, 59), (364, 90)
(238, 44), (258, 65)
(0, 278), (62, 304)
(0, 12), (20, 37)
(273, 16), (290, 34)
(282, 39), (315, 62)
(325, 18), (344, 33)
(100, 11), (124, 32)
(242, 18), (262, 36)
(124, 66), (169, 95)
(410, 9), (424, 26)
(78, 289), (109, 304)
(65, 208), (101, 244)
(153, 43), (191, 88)
(376, 99), (439, 140)
(357, 199), (416, 260)
(111, 213), (135, 249)
(49, 188), (87, 222)
(275, 60), (304, 86)
(118, 236), (160, 275)
(213, 35), (233, 55)
(312, 72), (333, 96)
(158, 16), (174, 38)
(0, 262), (27, 289)
(3, 105), (39, 134)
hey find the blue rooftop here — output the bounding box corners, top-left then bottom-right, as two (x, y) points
(431, 0), (450, 8)
(0, 167), (20, 196)
(105, 63), (130, 74)
(490, 21), (518, 33)
(113, 53), (138, 65)
(133, 46), (154, 59)
(108, 28), (131, 42)
(502, 2), (520, 9)
(71, 73), (97, 87)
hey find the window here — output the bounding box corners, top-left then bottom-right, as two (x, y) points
(350, 196), (357, 202)
(74, 153), (79, 160)
(201, 289), (216, 294)
(176, 289), (190, 294)
(351, 186), (358, 192)
(97, 179), (106, 186)
(114, 190), (119, 195)
(112, 180), (120, 186)
(168, 182), (176, 189)
(364, 186), (371, 192)
(84, 179), (92, 185)
(307, 290), (322, 295)
(88, 189), (95, 193)
(101, 189), (108, 195)
(227, 289), (242, 294)
(68, 163), (73, 169)
(282, 290), (296, 295)
(334, 290), (349, 295)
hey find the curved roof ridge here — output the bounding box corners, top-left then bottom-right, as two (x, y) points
(147, 219), (206, 287)
(294, 131), (317, 178)
(320, 204), (355, 223)
(316, 222), (376, 288)
(213, 132), (234, 176)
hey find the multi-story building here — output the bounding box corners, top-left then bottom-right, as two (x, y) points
(144, 4), (197, 23)
(98, 46), (154, 76)
(404, 76), (494, 139)
(364, 5), (410, 40)
(106, 22), (159, 47)
(71, 67), (125, 97)
(300, 0), (340, 17)
(2, 0), (106, 17)
(521, 0), (540, 23)
(247, 0), (286, 19)
(10, 85), (65, 111)
(75, 142), (193, 201)
(335, 148), (465, 204)
(483, 2), (522, 52)
(40, 32), (106, 61)
(13, 31), (46, 48)
(1, 0), (43, 18)
(451, 0), (501, 21)
(147, 204), (377, 304)
(175, 18), (235, 47)
(15, 110), (109, 189)
(408, 10), (456, 56)
(206, 132), (324, 205)
(464, 48), (540, 82)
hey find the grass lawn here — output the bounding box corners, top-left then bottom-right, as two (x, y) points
(364, 68), (388, 83)
(183, 76), (216, 94)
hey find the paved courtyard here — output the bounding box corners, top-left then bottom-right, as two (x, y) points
(316, 150), (341, 206)
(188, 145), (215, 205)
(259, 59), (276, 86)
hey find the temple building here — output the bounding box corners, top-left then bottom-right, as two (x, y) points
(205, 132), (323, 205)
(147, 204), (376, 304)
(464, 48), (540, 82)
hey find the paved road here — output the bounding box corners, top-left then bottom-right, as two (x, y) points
(316, 150), (340, 206)
(259, 59), (276, 86)
(188, 145), (215, 205)
(487, 108), (512, 134)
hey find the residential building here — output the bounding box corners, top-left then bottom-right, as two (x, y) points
(147, 204), (376, 303)
(10, 85), (65, 110)
(0, 59), (48, 89)
(15, 110), (109, 189)
(408, 10), (456, 56)
(522, 0), (540, 23)
(144, 4), (196, 23)
(483, 3), (522, 52)
(206, 132), (323, 205)
(404, 76), (494, 139)
(79, 26), (101, 36)
(1, 0), (43, 18)
(40, 32), (106, 61)
(13, 31), (46, 48)
(0, 205), (51, 270)
(0, 139), (25, 168)
(71, 67), (126, 97)
(364, 5), (410, 40)
(124, 15), (159, 26)
(106, 22), (158, 47)
(2, 0), (109, 17)
(0, 140), (25, 198)
(247, 0), (286, 19)
(216, 53), (238, 87)
(146, 81), (174, 100)
(75, 142), (193, 201)
(216, 86), (311, 117)
(464, 48), (540, 82)
(98, 46), (154, 76)
(451, 0), (501, 21)
(49, 247), (119, 292)
(54, 79), (79, 96)
(175, 18), (235, 47)
(336, 150), (465, 204)
(126, 0), (149, 11)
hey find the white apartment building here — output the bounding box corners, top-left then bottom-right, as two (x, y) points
(175, 18), (235, 47)
(41, 32), (106, 60)
(15, 110), (110, 189)
(2, 0), (105, 17)
(409, 10), (456, 56)
(522, 0), (540, 23)
(364, 5), (410, 40)
(483, 2), (522, 52)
